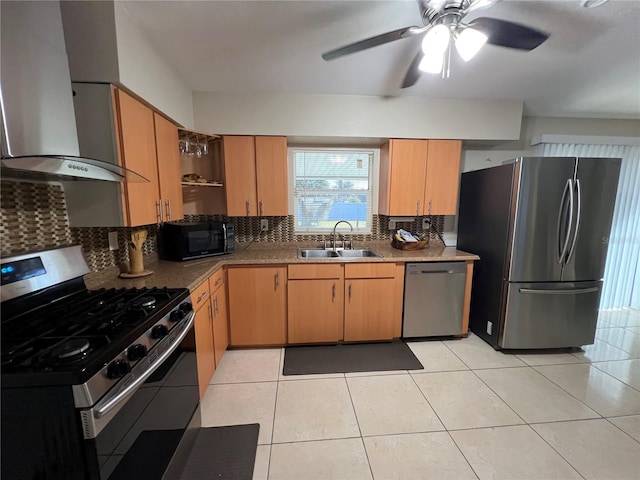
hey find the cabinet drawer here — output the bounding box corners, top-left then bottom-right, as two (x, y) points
(288, 264), (343, 280)
(190, 280), (211, 311)
(345, 263), (397, 279)
(209, 268), (225, 292)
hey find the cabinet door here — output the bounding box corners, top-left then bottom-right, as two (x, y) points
(424, 140), (462, 215)
(223, 136), (257, 216)
(154, 113), (184, 221)
(116, 90), (160, 226)
(288, 279), (343, 343)
(255, 136), (288, 216)
(212, 284), (229, 366)
(227, 267), (287, 345)
(344, 278), (397, 341)
(381, 139), (429, 216)
(194, 302), (214, 399)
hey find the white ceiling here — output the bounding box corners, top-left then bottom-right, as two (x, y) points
(123, 0), (640, 119)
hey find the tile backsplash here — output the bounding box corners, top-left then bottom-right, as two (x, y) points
(1, 180), (444, 272)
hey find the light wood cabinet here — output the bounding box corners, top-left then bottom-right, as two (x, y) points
(209, 269), (229, 365)
(66, 84), (184, 227)
(117, 89), (160, 226)
(227, 266), (287, 346)
(154, 112), (184, 221)
(222, 135), (288, 216)
(379, 139), (462, 216)
(192, 289), (214, 399)
(288, 264), (344, 344)
(344, 263), (404, 342)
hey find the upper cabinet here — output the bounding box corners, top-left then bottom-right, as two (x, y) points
(379, 139), (462, 216)
(65, 84), (184, 227)
(223, 135), (288, 216)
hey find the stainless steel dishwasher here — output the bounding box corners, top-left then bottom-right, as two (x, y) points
(402, 262), (467, 337)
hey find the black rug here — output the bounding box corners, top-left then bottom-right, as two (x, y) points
(179, 424), (260, 480)
(283, 342), (424, 375)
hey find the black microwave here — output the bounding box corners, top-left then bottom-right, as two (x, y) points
(160, 221), (235, 261)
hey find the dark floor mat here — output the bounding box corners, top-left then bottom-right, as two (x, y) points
(283, 342), (424, 375)
(179, 424), (260, 480)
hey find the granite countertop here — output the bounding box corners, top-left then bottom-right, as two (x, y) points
(85, 241), (479, 292)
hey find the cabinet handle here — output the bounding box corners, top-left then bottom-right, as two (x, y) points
(214, 277), (223, 287)
(165, 200), (172, 220)
(332, 283), (336, 301)
(416, 200), (421, 216)
(259, 200), (264, 216)
(214, 296), (219, 315)
(246, 200), (251, 216)
(275, 272), (279, 288)
(348, 283), (352, 300)
(208, 302), (213, 321)
(197, 290), (209, 302)
(156, 201), (163, 222)
(428, 200), (432, 215)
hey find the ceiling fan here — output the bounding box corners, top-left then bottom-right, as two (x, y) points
(321, 0), (549, 88)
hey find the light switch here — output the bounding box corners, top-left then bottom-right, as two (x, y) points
(108, 231), (119, 250)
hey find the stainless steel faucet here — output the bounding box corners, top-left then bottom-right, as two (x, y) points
(331, 220), (353, 251)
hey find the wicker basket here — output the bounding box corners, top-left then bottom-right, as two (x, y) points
(391, 237), (429, 250)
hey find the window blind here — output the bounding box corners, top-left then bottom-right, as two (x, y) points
(292, 149), (374, 233)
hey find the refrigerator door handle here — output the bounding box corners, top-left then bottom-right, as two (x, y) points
(519, 287), (599, 295)
(566, 179), (582, 263)
(556, 178), (574, 264)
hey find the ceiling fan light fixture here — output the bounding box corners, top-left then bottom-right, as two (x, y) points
(418, 50), (445, 74)
(454, 27), (488, 61)
(421, 24), (451, 54)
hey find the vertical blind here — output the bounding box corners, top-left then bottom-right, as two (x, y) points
(541, 143), (640, 309)
(292, 149), (374, 233)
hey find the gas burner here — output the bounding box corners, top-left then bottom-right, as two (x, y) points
(132, 296), (156, 309)
(52, 338), (91, 360)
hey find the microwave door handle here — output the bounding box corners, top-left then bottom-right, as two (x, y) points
(222, 223), (228, 253)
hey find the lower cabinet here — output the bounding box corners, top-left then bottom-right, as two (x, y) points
(210, 269), (229, 365)
(227, 266), (287, 346)
(288, 264), (344, 343)
(344, 263), (404, 342)
(287, 262), (404, 344)
(193, 296), (214, 399)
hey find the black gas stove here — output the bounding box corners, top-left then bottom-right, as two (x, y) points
(1, 246), (199, 480)
(2, 285), (190, 387)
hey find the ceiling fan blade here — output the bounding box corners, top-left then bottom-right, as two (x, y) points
(470, 17), (549, 51)
(322, 26), (420, 61)
(401, 51), (423, 88)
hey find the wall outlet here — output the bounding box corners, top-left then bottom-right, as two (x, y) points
(260, 219), (269, 232)
(486, 321), (493, 335)
(422, 218), (431, 230)
(388, 220), (396, 230)
(108, 231), (119, 251)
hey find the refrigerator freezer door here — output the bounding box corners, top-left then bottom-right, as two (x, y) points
(501, 280), (602, 349)
(509, 157), (577, 282)
(562, 157), (621, 282)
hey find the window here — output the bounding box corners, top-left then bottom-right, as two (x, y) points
(291, 148), (374, 233)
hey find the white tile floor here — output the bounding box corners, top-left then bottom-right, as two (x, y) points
(201, 308), (640, 480)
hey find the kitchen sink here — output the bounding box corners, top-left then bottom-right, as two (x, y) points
(298, 249), (340, 258)
(297, 248), (381, 259)
(337, 249), (382, 258)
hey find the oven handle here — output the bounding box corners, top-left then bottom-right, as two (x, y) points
(93, 312), (195, 419)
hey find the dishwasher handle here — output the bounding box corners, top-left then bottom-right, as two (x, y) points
(406, 262), (467, 276)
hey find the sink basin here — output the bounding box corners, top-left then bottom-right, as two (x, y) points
(337, 249), (382, 258)
(298, 249), (339, 258)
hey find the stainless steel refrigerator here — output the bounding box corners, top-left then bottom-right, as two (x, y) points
(457, 157), (621, 349)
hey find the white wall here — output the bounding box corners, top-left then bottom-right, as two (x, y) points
(192, 92), (523, 141)
(462, 116), (640, 172)
(61, 1), (194, 128)
(114, 3), (193, 128)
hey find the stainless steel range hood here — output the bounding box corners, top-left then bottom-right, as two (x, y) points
(0, 1), (146, 183)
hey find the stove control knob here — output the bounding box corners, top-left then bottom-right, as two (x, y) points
(106, 359), (131, 379)
(127, 344), (148, 361)
(151, 324), (169, 339)
(169, 310), (184, 323)
(179, 302), (193, 313)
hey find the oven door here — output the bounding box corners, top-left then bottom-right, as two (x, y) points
(82, 314), (199, 480)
